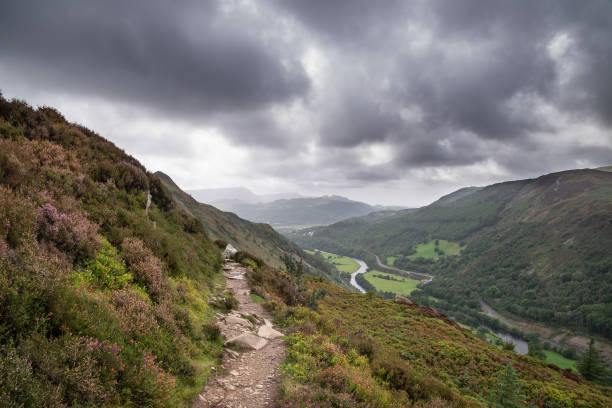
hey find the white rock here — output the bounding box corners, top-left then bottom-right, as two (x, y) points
(257, 325), (283, 340)
(225, 315), (252, 327)
(226, 333), (268, 350)
(222, 244), (238, 259)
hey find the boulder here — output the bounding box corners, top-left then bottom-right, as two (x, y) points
(395, 295), (415, 306)
(257, 325), (283, 340)
(225, 315), (252, 327)
(226, 333), (268, 350)
(222, 244), (238, 259)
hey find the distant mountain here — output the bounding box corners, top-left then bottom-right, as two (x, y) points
(212, 195), (407, 227)
(156, 172), (350, 289)
(186, 186), (302, 205)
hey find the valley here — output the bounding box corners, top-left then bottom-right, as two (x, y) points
(289, 170), (612, 348)
(3, 1), (612, 406)
(1, 95), (610, 408)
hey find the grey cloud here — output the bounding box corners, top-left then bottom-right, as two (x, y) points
(319, 95), (401, 147)
(0, 0), (309, 117)
(1, 0), (611, 201)
(278, 0), (612, 174)
(273, 0), (410, 45)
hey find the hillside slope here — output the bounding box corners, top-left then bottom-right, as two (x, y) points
(291, 170), (612, 339)
(0, 95), (227, 406)
(237, 255), (612, 408)
(156, 171), (350, 290)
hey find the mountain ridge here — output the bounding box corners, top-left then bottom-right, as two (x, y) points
(209, 195), (407, 227)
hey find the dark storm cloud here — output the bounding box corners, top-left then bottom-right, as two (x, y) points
(0, 0), (309, 116)
(319, 95), (401, 147)
(276, 0), (612, 180)
(273, 0), (410, 44)
(1, 0), (611, 193)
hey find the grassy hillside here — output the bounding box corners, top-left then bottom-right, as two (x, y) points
(0, 95), (231, 406)
(290, 170), (612, 339)
(157, 171), (351, 290)
(234, 254), (611, 407)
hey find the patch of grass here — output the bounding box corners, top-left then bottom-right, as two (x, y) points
(543, 350), (577, 372)
(312, 251), (360, 274)
(363, 270), (420, 296)
(386, 256), (397, 266)
(251, 293), (264, 303)
(408, 239), (462, 260)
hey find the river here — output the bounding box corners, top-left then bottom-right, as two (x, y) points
(349, 259), (369, 293)
(314, 249), (369, 293)
(480, 301), (529, 354)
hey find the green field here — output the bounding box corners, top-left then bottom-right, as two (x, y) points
(543, 350), (577, 371)
(386, 256), (397, 266)
(363, 270), (420, 296)
(408, 239), (462, 260)
(305, 250), (360, 274)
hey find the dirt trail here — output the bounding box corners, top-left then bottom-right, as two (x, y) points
(194, 261), (286, 408)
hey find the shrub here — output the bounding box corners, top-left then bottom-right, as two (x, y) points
(182, 216), (204, 234)
(148, 176), (173, 211)
(19, 332), (110, 406)
(0, 186), (36, 247)
(121, 237), (170, 301)
(202, 322), (222, 341)
(371, 356), (457, 403)
(36, 202), (100, 261)
(130, 255), (169, 301)
(0, 344), (47, 407)
(0, 149), (27, 188)
(85, 237), (132, 289)
(111, 288), (157, 337)
(115, 161), (149, 192)
(350, 335), (375, 358)
(233, 251), (265, 269)
(214, 239), (228, 250)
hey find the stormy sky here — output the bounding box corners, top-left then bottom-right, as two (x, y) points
(1, 0), (611, 206)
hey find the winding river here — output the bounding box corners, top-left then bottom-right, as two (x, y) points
(314, 249), (369, 293)
(349, 259), (369, 293)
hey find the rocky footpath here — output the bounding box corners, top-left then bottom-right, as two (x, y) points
(193, 261), (285, 408)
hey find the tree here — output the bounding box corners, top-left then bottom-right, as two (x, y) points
(577, 339), (607, 382)
(527, 339), (545, 360)
(281, 253), (305, 278)
(489, 364), (525, 408)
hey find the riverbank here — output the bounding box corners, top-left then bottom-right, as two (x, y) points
(480, 300), (612, 363)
